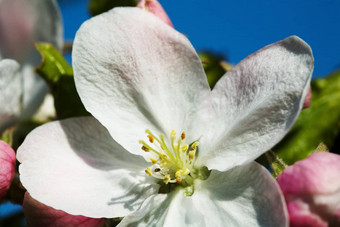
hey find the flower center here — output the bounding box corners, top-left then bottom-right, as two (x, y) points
(139, 129), (199, 185)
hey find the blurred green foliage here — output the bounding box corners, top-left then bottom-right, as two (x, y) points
(88, 0), (137, 16)
(198, 52), (230, 89)
(35, 43), (89, 119)
(274, 71), (340, 164)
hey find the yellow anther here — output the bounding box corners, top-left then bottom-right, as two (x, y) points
(150, 158), (157, 164)
(145, 168), (152, 176)
(181, 144), (189, 153)
(191, 141), (199, 150)
(176, 177), (182, 183)
(189, 150), (195, 160)
(159, 152), (167, 160)
(171, 130), (177, 137)
(181, 132), (186, 140)
(175, 168), (190, 178)
(141, 145), (150, 152)
(163, 175), (171, 184)
(147, 135), (154, 143)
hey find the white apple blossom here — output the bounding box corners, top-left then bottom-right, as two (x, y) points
(17, 8), (313, 226)
(0, 0), (63, 133)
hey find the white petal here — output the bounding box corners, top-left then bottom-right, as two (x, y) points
(0, 0), (63, 60)
(197, 36), (313, 171)
(119, 162), (288, 227)
(17, 117), (159, 218)
(73, 7), (211, 157)
(0, 0), (63, 119)
(0, 59), (22, 133)
(118, 191), (192, 227)
(193, 162), (288, 227)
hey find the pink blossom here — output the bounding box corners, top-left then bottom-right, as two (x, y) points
(23, 192), (105, 227)
(137, 0), (173, 27)
(303, 85), (312, 109)
(0, 140), (16, 199)
(277, 152), (340, 226)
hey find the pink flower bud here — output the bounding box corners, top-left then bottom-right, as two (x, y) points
(277, 152), (340, 226)
(303, 85), (312, 109)
(23, 192), (105, 227)
(137, 0), (173, 27)
(0, 141), (16, 199)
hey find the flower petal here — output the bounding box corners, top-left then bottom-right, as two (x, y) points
(23, 192), (105, 227)
(198, 36), (313, 171)
(277, 152), (340, 226)
(0, 59), (22, 133)
(0, 141), (16, 199)
(118, 191), (190, 226)
(17, 117), (159, 218)
(120, 162), (288, 227)
(72, 7), (210, 156)
(137, 0), (173, 27)
(0, 0), (63, 119)
(0, 0), (63, 60)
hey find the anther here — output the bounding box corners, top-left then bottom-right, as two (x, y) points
(164, 175), (170, 184)
(171, 130), (177, 137)
(176, 177), (182, 183)
(145, 168), (152, 176)
(181, 132), (186, 140)
(150, 158), (157, 164)
(181, 144), (189, 153)
(147, 135), (154, 143)
(141, 145), (150, 152)
(189, 150), (195, 160)
(191, 141), (199, 150)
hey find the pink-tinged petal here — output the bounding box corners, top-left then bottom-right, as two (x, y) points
(0, 59), (22, 133)
(303, 85), (312, 109)
(17, 117), (159, 218)
(287, 201), (327, 227)
(0, 0), (63, 120)
(0, 141), (16, 199)
(197, 36), (313, 171)
(23, 192), (105, 227)
(277, 152), (340, 226)
(137, 0), (173, 27)
(73, 7), (211, 158)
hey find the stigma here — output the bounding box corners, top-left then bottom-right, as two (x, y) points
(139, 129), (199, 185)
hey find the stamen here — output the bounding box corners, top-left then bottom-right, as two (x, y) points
(150, 158), (157, 164)
(191, 142), (199, 150)
(164, 175), (170, 184)
(181, 132), (186, 140)
(141, 145), (149, 152)
(189, 150), (195, 160)
(181, 144), (189, 153)
(140, 129), (199, 185)
(170, 130), (177, 137)
(147, 135), (154, 143)
(145, 168), (152, 176)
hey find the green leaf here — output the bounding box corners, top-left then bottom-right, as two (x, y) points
(274, 71), (340, 164)
(35, 43), (89, 119)
(88, 0), (138, 16)
(0, 127), (14, 146)
(35, 43), (73, 82)
(265, 150), (287, 178)
(198, 51), (230, 89)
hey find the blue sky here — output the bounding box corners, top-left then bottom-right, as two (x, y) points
(59, 0), (340, 78)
